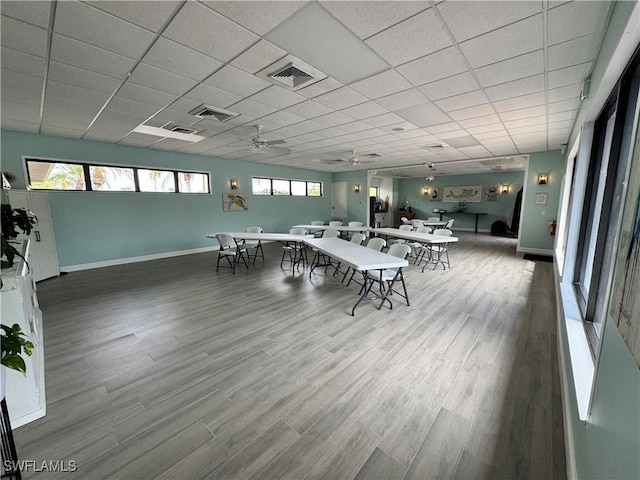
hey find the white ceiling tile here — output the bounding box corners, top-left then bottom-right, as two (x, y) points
(50, 34), (136, 80)
(486, 144), (518, 156)
(375, 89), (428, 111)
(474, 50), (544, 87)
(205, 65), (271, 98)
(163, 2), (258, 62)
(548, 1), (611, 45)
(248, 85), (306, 109)
(396, 103), (452, 127)
(296, 77), (343, 98)
(548, 110), (577, 123)
(47, 81), (110, 107)
(55, 2), (155, 59)
(340, 101), (388, 120)
(1, 1), (52, 27)
(350, 69), (412, 99)
(548, 62), (592, 89)
(548, 33), (602, 71)
(493, 92), (546, 112)
(284, 100), (334, 119)
(259, 110), (306, 128)
(48, 62), (120, 95)
(203, 0), (308, 35)
(436, 0), (542, 43)
(465, 123), (506, 135)
(184, 84), (243, 110)
(356, 127), (389, 139)
(143, 37), (223, 81)
(1, 15), (48, 57)
(314, 87), (369, 110)
(457, 114), (502, 128)
(320, 1), (428, 39)
(484, 74), (545, 101)
(3, 70), (44, 97)
(457, 145), (492, 157)
(1, 47), (46, 78)
(435, 90), (489, 113)
(499, 105), (547, 122)
(424, 122), (462, 134)
(109, 97), (161, 117)
(118, 132), (163, 148)
(43, 97), (101, 124)
(365, 8), (452, 66)
(229, 40), (287, 75)
(460, 14), (543, 69)
(2, 100), (41, 123)
(40, 125), (85, 138)
(129, 63), (198, 96)
(86, 1), (181, 32)
(160, 98), (202, 117)
(548, 98), (581, 115)
(265, 2), (388, 84)
(505, 118), (547, 130)
(378, 121), (419, 134)
(117, 83), (177, 108)
(2, 86), (41, 106)
(473, 129), (511, 140)
(226, 98), (277, 119)
(418, 72), (480, 101)
(440, 135), (481, 149)
(312, 111), (356, 127)
(396, 47), (468, 86)
(362, 112), (406, 127)
(548, 83), (582, 103)
(448, 104), (495, 121)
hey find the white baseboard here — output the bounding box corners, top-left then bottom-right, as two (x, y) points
(451, 227), (491, 233)
(516, 246), (554, 256)
(60, 246), (218, 273)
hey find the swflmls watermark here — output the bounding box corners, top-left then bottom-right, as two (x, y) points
(3, 460), (78, 473)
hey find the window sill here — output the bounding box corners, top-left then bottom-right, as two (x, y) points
(557, 271), (595, 422)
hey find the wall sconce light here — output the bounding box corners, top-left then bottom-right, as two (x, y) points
(423, 186), (430, 195)
(501, 184), (509, 194)
(538, 173), (548, 185)
(230, 178), (238, 189)
(353, 184), (360, 193)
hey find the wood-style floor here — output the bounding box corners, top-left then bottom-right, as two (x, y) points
(14, 232), (565, 479)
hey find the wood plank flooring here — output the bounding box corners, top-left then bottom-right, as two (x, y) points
(13, 232), (565, 479)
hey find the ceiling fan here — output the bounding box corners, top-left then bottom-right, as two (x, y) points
(314, 150), (376, 167)
(425, 163), (436, 182)
(249, 125), (289, 153)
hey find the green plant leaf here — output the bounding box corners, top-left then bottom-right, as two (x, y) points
(1, 353), (26, 375)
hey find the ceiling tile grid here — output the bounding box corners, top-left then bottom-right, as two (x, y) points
(0, 0), (616, 173)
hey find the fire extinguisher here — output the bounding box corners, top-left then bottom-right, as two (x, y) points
(549, 220), (557, 236)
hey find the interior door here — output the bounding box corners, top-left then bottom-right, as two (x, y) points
(331, 182), (347, 221)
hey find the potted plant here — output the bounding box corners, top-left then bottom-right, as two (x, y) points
(1, 324), (34, 375)
(1, 172), (37, 269)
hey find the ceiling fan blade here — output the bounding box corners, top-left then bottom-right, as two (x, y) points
(266, 139), (287, 146)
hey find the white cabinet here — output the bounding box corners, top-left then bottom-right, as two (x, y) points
(6, 190), (59, 282)
(1, 240), (46, 428)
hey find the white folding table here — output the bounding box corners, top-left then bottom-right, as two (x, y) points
(304, 237), (409, 315)
(208, 232), (313, 271)
(369, 228), (459, 270)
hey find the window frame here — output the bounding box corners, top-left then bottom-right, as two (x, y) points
(572, 49), (640, 353)
(24, 157), (211, 195)
(251, 176), (323, 197)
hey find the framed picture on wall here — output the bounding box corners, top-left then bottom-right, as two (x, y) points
(430, 187), (441, 201)
(222, 193), (248, 211)
(535, 193), (548, 205)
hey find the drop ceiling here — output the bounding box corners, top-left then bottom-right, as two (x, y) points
(0, 1), (613, 175)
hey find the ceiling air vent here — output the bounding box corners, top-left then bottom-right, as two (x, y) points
(188, 104), (239, 122)
(169, 126), (197, 135)
(258, 55), (327, 91)
(269, 63), (315, 89)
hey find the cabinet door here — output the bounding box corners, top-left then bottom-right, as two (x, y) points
(7, 190), (60, 282)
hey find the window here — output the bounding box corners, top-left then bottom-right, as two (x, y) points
(370, 186), (379, 197)
(26, 158), (210, 194)
(252, 176), (323, 196)
(573, 50), (640, 352)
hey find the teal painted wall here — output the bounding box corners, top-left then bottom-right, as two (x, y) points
(519, 150), (565, 252)
(556, 2), (640, 478)
(1, 130), (332, 267)
(332, 169), (368, 224)
(398, 171), (525, 231)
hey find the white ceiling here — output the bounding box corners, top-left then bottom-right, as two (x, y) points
(0, 1), (613, 175)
